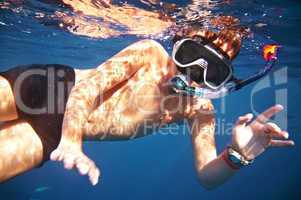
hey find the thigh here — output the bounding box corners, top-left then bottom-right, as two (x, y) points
(0, 75), (18, 121)
(0, 120), (44, 182)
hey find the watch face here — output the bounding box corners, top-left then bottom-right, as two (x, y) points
(229, 154), (242, 165)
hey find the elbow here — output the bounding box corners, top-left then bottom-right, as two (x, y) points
(197, 176), (216, 191)
(196, 168), (219, 191)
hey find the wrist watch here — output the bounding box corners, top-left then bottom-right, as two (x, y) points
(222, 146), (254, 170)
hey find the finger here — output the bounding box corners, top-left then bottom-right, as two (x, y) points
(236, 113), (253, 126)
(256, 104), (283, 123)
(75, 156), (90, 175)
(57, 151), (65, 162)
(266, 122), (281, 132)
(263, 123), (288, 139)
(50, 149), (65, 162)
(63, 154), (76, 170)
(50, 149), (60, 161)
(89, 168), (100, 186)
(89, 167), (100, 186)
(76, 163), (90, 175)
(270, 140), (295, 147)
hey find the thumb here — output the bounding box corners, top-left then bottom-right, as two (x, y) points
(235, 113), (253, 126)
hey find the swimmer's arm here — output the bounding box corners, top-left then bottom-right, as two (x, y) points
(51, 40), (170, 185)
(60, 40), (164, 145)
(189, 113), (236, 190)
(190, 105), (296, 190)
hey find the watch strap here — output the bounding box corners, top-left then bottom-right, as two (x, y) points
(221, 149), (241, 170)
(222, 147), (254, 170)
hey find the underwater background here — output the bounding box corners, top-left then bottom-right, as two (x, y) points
(0, 0), (301, 199)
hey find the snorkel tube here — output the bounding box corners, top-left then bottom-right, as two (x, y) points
(171, 44), (280, 99)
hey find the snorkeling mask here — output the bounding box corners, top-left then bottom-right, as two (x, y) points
(171, 38), (279, 99)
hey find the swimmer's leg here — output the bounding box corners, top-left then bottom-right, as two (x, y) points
(0, 75), (18, 121)
(0, 120), (44, 182)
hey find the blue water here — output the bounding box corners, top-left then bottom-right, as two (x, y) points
(0, 0), (301, 199)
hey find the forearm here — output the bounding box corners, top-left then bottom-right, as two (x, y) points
(61, 69), (102, 146)
(189, 110), (238, 190)
(196, 150), (237, 190)
(61, 104), (87, 144)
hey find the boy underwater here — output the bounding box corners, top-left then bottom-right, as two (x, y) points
(0, 29), (294, 189)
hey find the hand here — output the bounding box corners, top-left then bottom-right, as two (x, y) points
(231, 105), (294, 160)
(50, 142), (100, 186)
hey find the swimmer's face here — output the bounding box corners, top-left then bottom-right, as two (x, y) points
(173, 37), (238, 89)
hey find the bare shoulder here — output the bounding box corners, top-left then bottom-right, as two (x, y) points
(98, 39), (169, 65)
(96, 39), (172, 82)
(118, 39), (170, 63)
(129, 39), (168, 55)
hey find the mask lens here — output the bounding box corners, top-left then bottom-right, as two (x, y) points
(206, 60), (231, 87)
(175, 40), (203, 64)
(184, 65), (205, 83)
(174, 39), (232, 87)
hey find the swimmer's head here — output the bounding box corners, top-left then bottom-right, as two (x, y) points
(171, 27), (278, 99)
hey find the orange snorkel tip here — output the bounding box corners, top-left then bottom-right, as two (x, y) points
(263, 44), (280, 62)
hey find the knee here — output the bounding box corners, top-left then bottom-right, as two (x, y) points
(0, 76), (18, 121)
(0, 75), (10, 88)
